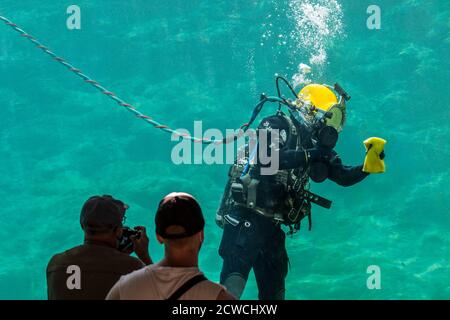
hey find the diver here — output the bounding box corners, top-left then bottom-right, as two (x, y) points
(216, 76), (387, 300)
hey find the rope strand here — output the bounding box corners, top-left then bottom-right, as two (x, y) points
(1, 15), (257, 145)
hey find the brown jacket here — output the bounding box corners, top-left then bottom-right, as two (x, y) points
(46, 244), (144, 300)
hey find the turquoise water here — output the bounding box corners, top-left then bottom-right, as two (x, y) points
(0, 0), (449, 299)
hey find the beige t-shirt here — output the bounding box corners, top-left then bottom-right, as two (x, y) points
(106, 264), (225, 300)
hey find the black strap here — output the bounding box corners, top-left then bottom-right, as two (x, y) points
(167, 274), (207, 301)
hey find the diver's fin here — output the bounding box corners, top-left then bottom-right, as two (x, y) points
(363, 137), (387, 173)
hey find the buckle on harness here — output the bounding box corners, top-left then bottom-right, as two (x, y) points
(224, 214), (240, 227)
(299, 190), (332, 209)
(246, 179), (259, 208)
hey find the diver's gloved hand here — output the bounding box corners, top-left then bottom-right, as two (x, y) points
(362, 137), (387, 173)
(306, 147), (334, 163)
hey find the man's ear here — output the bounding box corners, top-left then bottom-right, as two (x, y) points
(199, 230), (204, 242)
(115, 226), (123, 238)
(156, 234), (164, 244)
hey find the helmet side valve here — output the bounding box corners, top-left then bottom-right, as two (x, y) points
(334, 83), (351, 101)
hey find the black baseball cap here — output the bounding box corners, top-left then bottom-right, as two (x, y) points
(80, 195), (126, 233)
(155, 192), (205, 239)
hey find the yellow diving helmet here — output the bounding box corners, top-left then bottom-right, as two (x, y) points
(299, 83), (346, 132)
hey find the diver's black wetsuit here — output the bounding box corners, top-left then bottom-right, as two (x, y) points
(218, 115), (368, 300)
(279, 148), (368, 185)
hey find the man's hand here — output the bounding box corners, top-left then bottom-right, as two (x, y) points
(131, 226), (152, 265)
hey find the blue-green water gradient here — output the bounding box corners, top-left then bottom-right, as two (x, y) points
(0, 0), (449, 299)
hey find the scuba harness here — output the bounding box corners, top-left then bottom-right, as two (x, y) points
(225, 113), (322, 234)
(217, 76), (350, 235)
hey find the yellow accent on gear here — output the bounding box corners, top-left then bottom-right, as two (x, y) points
(326, 106), (344, 131)
(363, 137), (387, 173)
(299, 84), (338, 111)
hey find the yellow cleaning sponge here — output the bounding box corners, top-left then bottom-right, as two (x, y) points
(363, 137), (387, 173)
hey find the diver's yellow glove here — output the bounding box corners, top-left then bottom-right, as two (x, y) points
(363, 137), (387, 173)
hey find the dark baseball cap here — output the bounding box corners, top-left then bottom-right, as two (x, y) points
(80, 195), (127, 233)
(155, 192), (205, 239)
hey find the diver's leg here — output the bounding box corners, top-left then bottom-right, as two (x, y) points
(253, 222), (289, 300)
(219, 208), (262, 299)
(220, 257), (251, 299)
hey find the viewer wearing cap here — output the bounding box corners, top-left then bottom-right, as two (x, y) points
(106, 192), (235, 300)
(46, 195), (152, 300)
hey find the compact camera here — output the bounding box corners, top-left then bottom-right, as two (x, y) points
(118, 226), (141, 253)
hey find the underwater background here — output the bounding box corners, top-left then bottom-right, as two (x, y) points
(0, 0), (449, 299)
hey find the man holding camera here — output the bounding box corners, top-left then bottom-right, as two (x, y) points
(46, 195), (152, 300)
